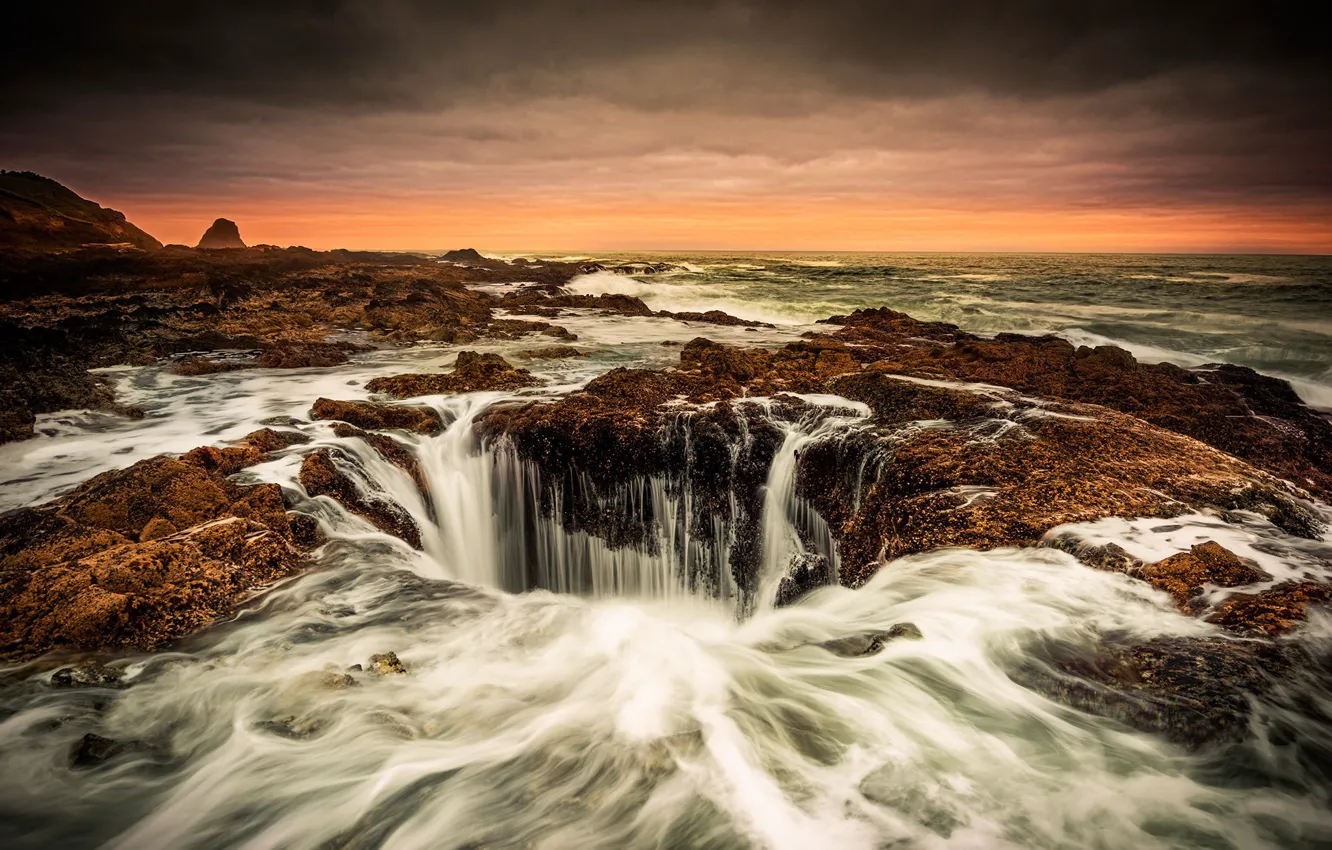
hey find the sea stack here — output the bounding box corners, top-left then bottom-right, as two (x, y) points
(197, 218), (246, 249)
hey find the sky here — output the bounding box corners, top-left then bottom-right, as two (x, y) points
(3, 1), (1330, 253)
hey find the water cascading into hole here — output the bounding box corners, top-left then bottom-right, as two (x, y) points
(300, 392), (869, 612)
(753, 395), (872, 610)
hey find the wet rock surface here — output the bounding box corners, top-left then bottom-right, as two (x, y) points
(298, 449), (422, 549)
(366, 351), (538, 397)
(1207, 581), (1332, 637)
(0, 433), (307, 659)
(50, 660), (124, 688)
(482, 335), (1320, 600)
(1015, 635), (1302, 748)
(820, 308), (1332, 498)
(311, 398), (443, 435)
(0, 245), (589, 445)
(1137, 542), (1271, 611)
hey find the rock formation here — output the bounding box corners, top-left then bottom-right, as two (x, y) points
(0, 429), (309, 658)
(0, 171), (161, 252)
(440, 248), (485, 262)
(196, 218), (246, 249)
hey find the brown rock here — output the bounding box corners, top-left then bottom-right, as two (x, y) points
(240, 427), (310, 454)
(821, 310), (1332, 499)
(256, 343), (350, 369)
(365, 351), (538, 397)
(59, 457), (234, 538)
(0, 444), (309, 659)
(298, 449), (421, 548)
(369, 651), (408, 676)
(180, 444), (265, 477)
(170, 357), (252, 376)
(658, 309), (770, 328)
(1207, 581), (1332, 636)
(138, 517), (177, 542)
(518, 346), (584, 360)
(1137, 542), (1270, 611)
(310, 398), (442, 434)
(1, 517), (297, 656)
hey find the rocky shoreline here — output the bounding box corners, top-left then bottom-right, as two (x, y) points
(1, 234), (1331, 752)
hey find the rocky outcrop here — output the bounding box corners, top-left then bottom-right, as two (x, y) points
(0, 171), (161, 252)
(1207, 581), (1332, 636)
(310, 398), (443, 434)
(298, 449), (421, 548)
(820, 308), (1332, 498)
(0, 434), (307, 659)
(196, 218), (246, 249)
(366, 351), (538, 398)
(169, 343), (355, 376)
(518, 345), (584, 360)
(483, 336), (1321, 603)
(0, 246), (592, 446)
(440, 248), (485, 263)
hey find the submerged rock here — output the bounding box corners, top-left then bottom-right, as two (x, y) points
(365, 351), (538, 398)
(1016, 636), (1298, 748)
(51, 660), (124, 688)
(69, 733), (139, 768)
(328, 423), (429, 495)
(775, 553), (833, 607)
(517, 346), (584, 360)
(821, 624), (923, 657)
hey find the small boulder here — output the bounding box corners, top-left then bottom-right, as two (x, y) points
(369, 651), (407, 676)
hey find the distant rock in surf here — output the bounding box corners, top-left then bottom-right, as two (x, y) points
(196, 218), (246, 249)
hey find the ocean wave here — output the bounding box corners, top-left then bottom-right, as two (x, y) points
(565, 272), (816, 325)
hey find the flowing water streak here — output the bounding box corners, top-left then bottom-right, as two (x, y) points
(754, 394), (873, 610)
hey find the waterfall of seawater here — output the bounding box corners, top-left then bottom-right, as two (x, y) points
(3, 382), (1332, 849)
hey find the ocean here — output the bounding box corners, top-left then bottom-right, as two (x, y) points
(553, 252), (1332, 407)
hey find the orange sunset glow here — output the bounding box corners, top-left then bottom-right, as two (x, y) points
(126, 195), (1332, 255)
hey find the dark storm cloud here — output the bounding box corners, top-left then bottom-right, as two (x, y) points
(6, 1), (1326, 109)
(2, 0), (1329, 223)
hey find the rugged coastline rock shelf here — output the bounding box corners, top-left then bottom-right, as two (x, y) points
(2, 215), (1332, 845)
